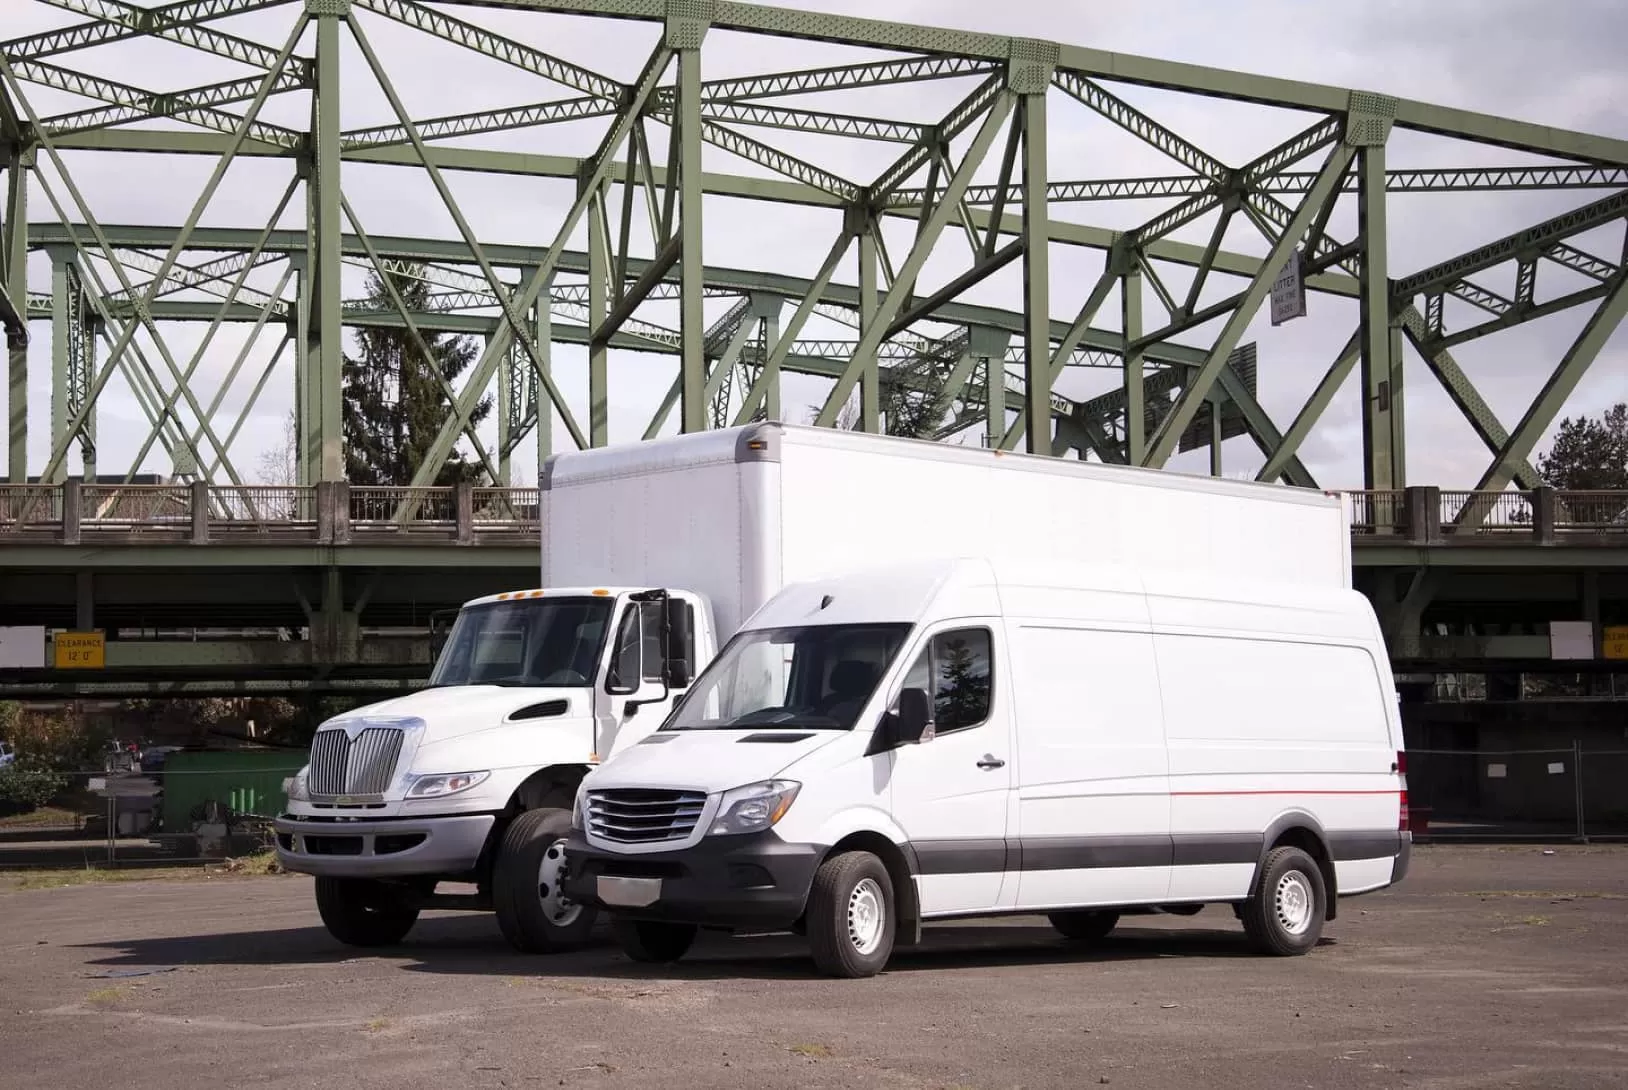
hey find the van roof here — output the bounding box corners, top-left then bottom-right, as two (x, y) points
(744, 555), (1378, 644)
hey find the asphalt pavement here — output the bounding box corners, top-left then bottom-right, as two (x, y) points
(4, 844), (1626, 1089)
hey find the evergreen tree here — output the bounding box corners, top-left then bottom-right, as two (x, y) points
(1538, 402), (1628, 491)
(341, 264), (491, 485)
(934, 636), (990, 731)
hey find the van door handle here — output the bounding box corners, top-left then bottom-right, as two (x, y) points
(976, 756), (1005, 770)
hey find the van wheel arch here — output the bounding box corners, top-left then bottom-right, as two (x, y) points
(1254, 815), (1338, 922)
(818, 833), (921, 946)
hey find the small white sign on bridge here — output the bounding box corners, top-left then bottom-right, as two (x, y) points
(1270, 248), (1307, 326)
(0, 626), (46, 669)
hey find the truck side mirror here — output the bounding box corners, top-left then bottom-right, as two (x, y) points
(662, 597), (694, 688)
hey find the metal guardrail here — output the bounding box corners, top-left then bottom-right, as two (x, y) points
(0, 481), (540, 544)
(0, 481), (1622, 545)
(1346, 486), (1627, 543)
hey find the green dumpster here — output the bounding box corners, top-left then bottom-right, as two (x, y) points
(159, 749), (309, 833)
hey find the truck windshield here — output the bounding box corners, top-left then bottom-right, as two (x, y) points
(429, 597), (613, 688)
(663, 622), (912, 731)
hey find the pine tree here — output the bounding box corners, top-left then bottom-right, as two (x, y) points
(341, 264), (491, 486)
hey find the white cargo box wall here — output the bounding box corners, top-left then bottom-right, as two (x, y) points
(540, 423), (1351, 637)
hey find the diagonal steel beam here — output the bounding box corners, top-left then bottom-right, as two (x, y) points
(817, 92), (1016, 426)
(405, 38), (674, 482)
(1142, 141), (1356, 467)
(10, 0), (309, 79)
(1458, 272), (1628, 519)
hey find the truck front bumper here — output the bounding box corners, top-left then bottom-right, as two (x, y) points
(274, 812), (495, 878)
(561, 829), (825, 932)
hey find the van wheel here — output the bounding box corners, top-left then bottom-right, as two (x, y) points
(807, 851), (895, 979)
(314, 877), (420, 947)
(1048, 909), (1119, 942)
(611, 917), (697, 963)
(492, 808), (598, 954)
(1241, 846), (1326, 956)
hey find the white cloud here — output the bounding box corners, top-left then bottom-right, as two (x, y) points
(5, 0), (1624, 491)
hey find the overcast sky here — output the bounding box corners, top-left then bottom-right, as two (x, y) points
(6, 0), (1626, 490)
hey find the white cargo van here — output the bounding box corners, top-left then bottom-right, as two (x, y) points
(562, 432), (1409, 977)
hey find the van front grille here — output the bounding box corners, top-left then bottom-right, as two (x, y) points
(585, 788), (707, 844)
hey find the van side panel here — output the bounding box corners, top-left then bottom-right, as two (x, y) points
(1155, 629), (1401, 901)
(1002, 580), (1173, 910)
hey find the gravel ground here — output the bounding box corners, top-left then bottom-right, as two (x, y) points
(3, 844), (1626, 1089)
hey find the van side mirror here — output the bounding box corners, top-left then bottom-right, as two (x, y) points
(662, 597), (693, 688)
(894, 687), (934, 745)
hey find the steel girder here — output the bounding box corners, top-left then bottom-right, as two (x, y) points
(0, 0), (1624, 493)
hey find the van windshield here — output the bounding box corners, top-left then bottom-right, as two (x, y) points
(663, 622), (912, 731)
(429, 597), (613, 687)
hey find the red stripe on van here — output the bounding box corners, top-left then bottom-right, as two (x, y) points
(1170, 789), (1402, 797)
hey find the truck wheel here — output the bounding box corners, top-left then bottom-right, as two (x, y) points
(1048, 909), (1119, 942)
(611, 917), (697, 963)
(493, 808), (597, 954)
(314, 876), (420, 947)
(1240, 845), (1326, 956)
(807, 850), (895, 979)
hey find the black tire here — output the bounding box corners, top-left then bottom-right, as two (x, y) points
(1048, 909), (1120, 942)
(611, 917), (697, 963)
(314, 876), (420, 947)
(1240, 845), (1327, 956)
(806, 851), (895, 979)
(492, 808), (598, 954)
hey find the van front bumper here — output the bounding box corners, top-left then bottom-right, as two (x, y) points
(561, 829), (825, 931)
(274, 812), (494, 878)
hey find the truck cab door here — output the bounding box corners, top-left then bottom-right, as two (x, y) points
(595, 595), (698, 759)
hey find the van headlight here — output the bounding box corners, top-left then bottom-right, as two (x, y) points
(571, 783), (588, 830)
(707, 779), (800, 836)
(406, 771), (490, 798)
(283, 766), (310, 802)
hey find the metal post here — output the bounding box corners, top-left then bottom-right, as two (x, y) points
(1121, 262), (1145, 464)
(3, 145), (26, 484)
(677, 43), (707, 434)
(1573, 738), (1587, 843)
(534, 287), (552, 468)
(857, 223), (879, 431)
(313, 7), (345, 481)
(106, 791), (115, 865)
(589, 183), (609, 446)
(49, 249), (71, 484)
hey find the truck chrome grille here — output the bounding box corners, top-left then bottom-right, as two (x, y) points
(309, 726), (404, 798)
(585, 788), (707, 844)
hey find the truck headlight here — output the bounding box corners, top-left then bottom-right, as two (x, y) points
(406, 771), (490, 799)
(282, 766), (310, 802)
(707, 779), (800, 837)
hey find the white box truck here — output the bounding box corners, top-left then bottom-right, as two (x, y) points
(292, 420), (1312, 952)
(561, 425), (1408, 977)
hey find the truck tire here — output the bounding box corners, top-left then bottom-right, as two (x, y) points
(1240, 845), (1326, 956)
(314, 876), (420, 947)
(611, 917), (697, 963)
(493, 807), (597, 954)
(807, 850), (895, 979)
(1048, 909), (1119, 942)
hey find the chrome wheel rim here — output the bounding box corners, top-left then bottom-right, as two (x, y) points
(538, 837), (583, 927)
(1274, 870), (1313, 936)
(847, 877), (885, 956)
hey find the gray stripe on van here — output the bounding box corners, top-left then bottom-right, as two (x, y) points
(909, 831), (1403, 875)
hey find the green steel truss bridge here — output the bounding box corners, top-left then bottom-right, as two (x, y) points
(0, 0), (1625, 694)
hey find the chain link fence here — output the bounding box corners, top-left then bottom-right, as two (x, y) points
(0, 754), (304, 872)
(1408, 746), (1628, 842)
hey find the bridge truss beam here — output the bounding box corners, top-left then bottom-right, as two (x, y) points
(0, 0), (1623, 495)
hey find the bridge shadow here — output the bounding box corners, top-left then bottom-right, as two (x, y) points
(68, 910), (1333, 981)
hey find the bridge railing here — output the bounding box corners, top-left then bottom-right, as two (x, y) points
(1347, 485), (1628, 543)
(0, 481), (541, 544)
(2, 481), (1624, 545)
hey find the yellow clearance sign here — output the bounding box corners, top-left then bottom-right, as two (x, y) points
(54, 631), (105, 669)
(1605, 626), (1628, 661)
